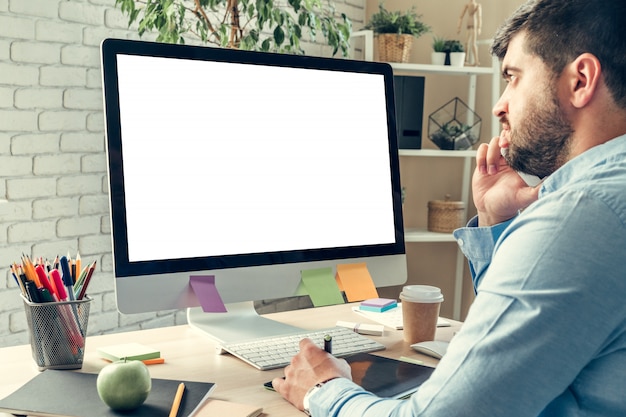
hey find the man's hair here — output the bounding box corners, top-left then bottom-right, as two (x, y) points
(491, 0), (626, 109)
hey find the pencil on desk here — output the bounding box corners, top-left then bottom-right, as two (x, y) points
(169, 382), (185, 417)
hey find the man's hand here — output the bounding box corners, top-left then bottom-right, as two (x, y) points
(473, 136), (540, 226)
(272, 338), (352, 411)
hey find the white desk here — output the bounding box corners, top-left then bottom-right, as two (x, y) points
(0, 303), (461, 417)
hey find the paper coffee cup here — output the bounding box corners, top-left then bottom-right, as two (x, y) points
(400, 285), (443, 344)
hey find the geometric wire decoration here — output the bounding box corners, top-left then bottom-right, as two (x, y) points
(428, 97), (481, 150)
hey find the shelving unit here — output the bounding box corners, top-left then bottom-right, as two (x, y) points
(352, 31), (502, 320)
(400, 149), (475, 320)
(394, 65), (498, 320)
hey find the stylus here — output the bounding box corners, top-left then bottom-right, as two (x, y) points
(324, 334), (332, 354)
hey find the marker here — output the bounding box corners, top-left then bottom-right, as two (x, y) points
(323, 334), (332, 354)
(35, 264), (58, 300)
(50, 269), (68, 301)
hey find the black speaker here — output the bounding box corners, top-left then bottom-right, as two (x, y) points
(393, 76), (425, 149)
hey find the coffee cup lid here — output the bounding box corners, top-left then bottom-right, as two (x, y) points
(399, 285), (443, 303)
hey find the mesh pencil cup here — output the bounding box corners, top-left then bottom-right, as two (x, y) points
(21, 295), (92, 371)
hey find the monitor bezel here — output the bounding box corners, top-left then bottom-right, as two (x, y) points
(101, 38), (405, 280)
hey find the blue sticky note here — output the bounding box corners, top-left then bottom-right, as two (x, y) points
(189, 275), (227, 312)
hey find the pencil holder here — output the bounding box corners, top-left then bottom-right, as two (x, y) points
(21, 295), (92, 371)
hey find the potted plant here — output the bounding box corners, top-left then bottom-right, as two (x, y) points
(113, 0), (352, 57)
(364, 2), (430, 63)
(445, 40), (466, 67)
(431, 36), (447, 65)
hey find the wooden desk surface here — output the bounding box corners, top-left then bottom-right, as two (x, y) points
(0, 303), (461, 417)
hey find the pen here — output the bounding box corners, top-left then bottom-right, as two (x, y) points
(24, 280), (41, 303)
(60, 256), (75, 301)
(324, 334), (332, 354)
(169, 382), (185, 417)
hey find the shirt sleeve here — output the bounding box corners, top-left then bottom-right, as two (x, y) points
(452, 216), (515, 291)
(310, 190), (626, 417)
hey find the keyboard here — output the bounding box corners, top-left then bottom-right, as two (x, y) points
(221, 326), (386, 370)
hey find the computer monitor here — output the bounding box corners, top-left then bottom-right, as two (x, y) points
(100, 38), (407, 344)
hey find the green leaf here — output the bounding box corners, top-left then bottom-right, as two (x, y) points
(261, 38), (271, 51)
(273, 26), (285, 46)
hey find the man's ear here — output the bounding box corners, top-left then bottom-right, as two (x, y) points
(567, 53), (601, 109)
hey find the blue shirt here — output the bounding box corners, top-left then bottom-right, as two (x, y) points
(311, 135), (626, 417)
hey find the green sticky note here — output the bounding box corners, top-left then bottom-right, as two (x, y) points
(301, 267), (345, 307)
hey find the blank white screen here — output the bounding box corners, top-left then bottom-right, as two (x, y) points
(116, 54), (396, 262)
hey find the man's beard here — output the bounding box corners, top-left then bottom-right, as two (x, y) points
(503, 89), (574, 179)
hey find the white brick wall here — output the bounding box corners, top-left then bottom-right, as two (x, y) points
(0, 0), (365, 348)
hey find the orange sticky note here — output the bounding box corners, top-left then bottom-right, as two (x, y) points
(335, 263), (378, 302)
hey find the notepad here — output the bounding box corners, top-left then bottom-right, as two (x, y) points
(0, 370), (215, 417)
(352, 303), (451, 329)
(97, 342), (161, 362)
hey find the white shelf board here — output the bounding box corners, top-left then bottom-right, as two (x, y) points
(404, 228), (457, 242)
(398, 149), (476, 158)
(390, 62), (495, 76)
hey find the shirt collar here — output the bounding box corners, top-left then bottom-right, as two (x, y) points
(539, 133), (626, 197)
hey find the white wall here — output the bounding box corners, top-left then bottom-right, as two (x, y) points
(0, 0), (366, 347)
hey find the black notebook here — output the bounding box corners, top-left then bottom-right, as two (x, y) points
(0, 370), (215, 417)
(346, 353), (435, 399)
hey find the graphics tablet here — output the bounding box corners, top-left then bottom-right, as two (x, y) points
(265, 352), (434, 399)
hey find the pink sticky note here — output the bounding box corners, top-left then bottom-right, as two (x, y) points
(189, 275), (228, 312)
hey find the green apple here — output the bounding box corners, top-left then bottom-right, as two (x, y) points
(97, 359), (152, 411)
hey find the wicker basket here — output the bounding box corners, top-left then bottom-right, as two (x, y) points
(427, 195), (465, 233)
(377, 34), (414, 63)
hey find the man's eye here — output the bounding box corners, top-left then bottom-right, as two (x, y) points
(504, 73), (517, 83)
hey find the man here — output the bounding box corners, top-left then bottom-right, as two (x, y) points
(272, 0), (626, 415)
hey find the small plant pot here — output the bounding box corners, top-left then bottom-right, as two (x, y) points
(377, 34), (414, 63)
(449, 52), (466, 67)
(431, 52), (445, 65)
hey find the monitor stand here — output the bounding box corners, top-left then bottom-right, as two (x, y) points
(187, 301), (305, 345)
